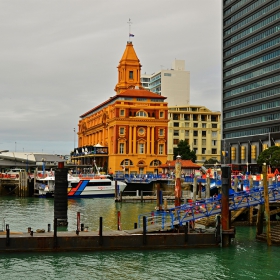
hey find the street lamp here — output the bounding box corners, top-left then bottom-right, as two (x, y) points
(74, 128), (76, 152)
(25, 153), (32, 173)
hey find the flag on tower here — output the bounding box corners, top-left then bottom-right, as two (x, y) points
(129, 33), (135, 37)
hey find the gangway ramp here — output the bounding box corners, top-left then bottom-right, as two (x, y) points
(137, 184), (280, 232)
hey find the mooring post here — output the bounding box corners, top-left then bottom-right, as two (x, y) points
(54, 162), (68, 227)
(184, 222), (188, 243)
(198, 182), (202, 199)
(249, 177), (254, 189)
(262, 163), (271, 246)
(159, 190), (163, 209)
(77, 212), (80, 232)
(6, 224), (9, 246)
(193, 177), (197, 204)
(174, 155), (182, 207)
(256, 204), (264, 235)
(117, 211), (121, 230)
(156, 183), (161, 210)
(215, 215), (221, 243)
(249, 206), (254, 225)
(234, 177), (238, 193)
(143, 216), (147, 245)
(48, 224), (51, 232)
(221, 166), (231, 247)
(53, 217), (57, 248)
(134, 222), (137, 229)
(206, 177), (210, 199)
(115, 180), (118, 199)
(164, 198), (168, 210)
(99, 217), (103, 246)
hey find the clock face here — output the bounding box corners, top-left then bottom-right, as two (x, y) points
(138, 127), (145, 136)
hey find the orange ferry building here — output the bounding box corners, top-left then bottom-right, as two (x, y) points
(73, 41), (169, 175)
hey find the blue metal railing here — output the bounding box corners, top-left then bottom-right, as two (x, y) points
(138, 182), (280, 231)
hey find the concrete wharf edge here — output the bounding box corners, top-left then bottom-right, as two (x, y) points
(0, 230), (219, 253)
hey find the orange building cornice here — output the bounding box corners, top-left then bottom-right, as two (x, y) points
(80, 89), (166, 119)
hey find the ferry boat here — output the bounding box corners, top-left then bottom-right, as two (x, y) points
(34, 171), (126, 198)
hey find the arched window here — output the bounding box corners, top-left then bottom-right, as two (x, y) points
(120, 159), (133, 166)
(150, 160), (162, 167)
(136, 111), (147, 117)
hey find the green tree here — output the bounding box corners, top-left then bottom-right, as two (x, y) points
(257, 146), (280, 168)
(204, 158), (219, 166)
(173, 140), (196, 161)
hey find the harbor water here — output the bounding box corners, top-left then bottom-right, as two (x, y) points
(1, 197), (280, 280)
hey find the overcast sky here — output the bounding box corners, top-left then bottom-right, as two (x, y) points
(0, 0), (221, 155)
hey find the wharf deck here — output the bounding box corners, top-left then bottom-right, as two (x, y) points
(0, 229), (218, 253)
(256, 224), (280, 244)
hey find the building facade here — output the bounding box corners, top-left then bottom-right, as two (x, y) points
(140, 60), (190, 106)
(168, 105), (221, 163)
(223, 0), (280, 172)
(74, 41), (169, 175)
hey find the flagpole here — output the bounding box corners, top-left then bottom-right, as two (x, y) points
(127, 18), (132, 41)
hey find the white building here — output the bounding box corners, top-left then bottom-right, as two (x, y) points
(141, 60), (190, 106)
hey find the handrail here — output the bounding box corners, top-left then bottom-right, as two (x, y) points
(138, 183), (280, 231)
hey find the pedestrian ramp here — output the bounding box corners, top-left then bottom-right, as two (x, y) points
(138, 184), (280, 232)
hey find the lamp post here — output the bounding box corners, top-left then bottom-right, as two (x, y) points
(74, 128), (76, 152)
(246, 162), (249, 174)
(25, 153), (32, 173)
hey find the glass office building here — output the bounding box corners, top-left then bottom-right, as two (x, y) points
(223, 0), (280, 172)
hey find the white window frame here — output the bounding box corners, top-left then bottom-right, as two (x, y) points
(119, 143), (124, 154)
(139, 143), (145, 154)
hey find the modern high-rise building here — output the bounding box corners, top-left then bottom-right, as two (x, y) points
(168, 105), (221, 163)
(223, 0), (280, 172)
(140, 60), (190, 106)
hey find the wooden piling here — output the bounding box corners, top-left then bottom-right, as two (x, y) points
(234, 177), (238, 193)
(249, 178), (253, 189)
(206, 177), (210, 199)
(256, 204), (264, 235)
(221, 166), (231, 247)
(193, 177), (197, 204)
(249, 206), (253, 226)
(262, 164), (271, 246)
(156, 183), (161, 210)
(198, 182), (202, 199)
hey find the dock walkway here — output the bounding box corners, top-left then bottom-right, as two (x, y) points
(0, 229), (218, 253)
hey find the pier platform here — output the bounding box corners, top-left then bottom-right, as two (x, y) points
(256, 224), (280, 245)
(0, 229), (219, 253)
